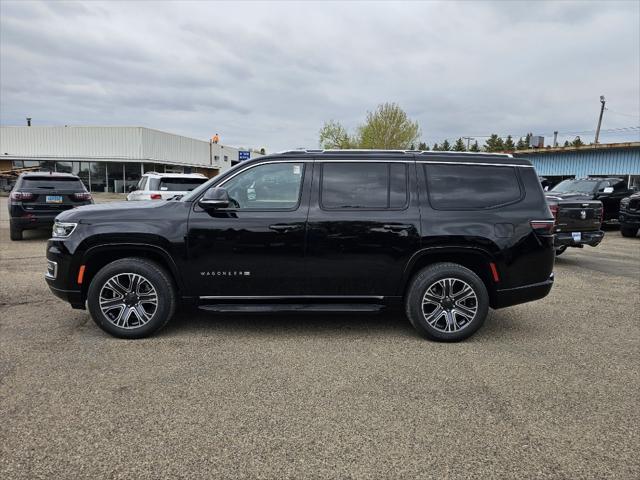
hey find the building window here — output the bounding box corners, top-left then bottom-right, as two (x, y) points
(124, 163), (142, 192)
(224, 155), (229, 162)
(214, 155), (220, 162)
(90, 162), (106, 193)
(107, 162), (125, 193)
(56, 161), (73, 173)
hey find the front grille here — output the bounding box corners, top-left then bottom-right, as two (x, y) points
(629, 199), (640, 211)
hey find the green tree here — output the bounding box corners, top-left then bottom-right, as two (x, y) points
(319, 103), (421, 150)
(516, 137), (526, 150)
(453, 137), (466, 151)
(440, 139), (452, 151)
(432, 142), (440, 151)
(319, 120), (355, 149)
(563, 140), (570, 147)
(504, 135), (515, 151)
(469, 141), (480, 152)
(418, 141), (428, 151)
(571, 136), (584, 147)
(524, 132), (532, 148)
(484, 134), (504, 152)
(357, 103), (421, 149)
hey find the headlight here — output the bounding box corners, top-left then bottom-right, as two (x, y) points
(52, 222), (77, 238)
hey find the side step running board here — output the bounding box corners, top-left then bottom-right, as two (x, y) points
(198, 303), (385, 313)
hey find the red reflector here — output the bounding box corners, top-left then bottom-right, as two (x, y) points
(489, 262), (500, 282)
(150, 193), (162, 200)
(77, 265), (86, 285)
(530, 220), (555, 233)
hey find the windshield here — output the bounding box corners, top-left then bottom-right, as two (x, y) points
(551, 179), (598, 194)
(21, 177), (85, 190)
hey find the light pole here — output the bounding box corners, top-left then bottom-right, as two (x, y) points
(595, 95), (606, 144)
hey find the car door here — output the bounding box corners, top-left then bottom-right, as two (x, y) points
(185, 160), (312, 297)
(304, 158), (420, 296)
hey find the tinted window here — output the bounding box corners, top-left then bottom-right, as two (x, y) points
(20, 177), (85, 190)
(222, 162), (304, 210)
(321, 163), (408, 209)
(158, 177), (207, 191)
(425, 164), (521, 210)
(551, 179), (598, 194)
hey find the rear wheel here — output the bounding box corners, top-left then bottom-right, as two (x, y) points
(405, 263), (489, 342)
(620, 226), (638, 238)
(9, 222), (23, 241)
(555, 246), (568, 256)
(87, 258), (176, 339)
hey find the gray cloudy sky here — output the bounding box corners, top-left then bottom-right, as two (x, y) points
(1, 0), (639, 151)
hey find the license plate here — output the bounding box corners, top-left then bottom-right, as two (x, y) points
(46, 195), (63, 203)
(572, 232), (582, 242)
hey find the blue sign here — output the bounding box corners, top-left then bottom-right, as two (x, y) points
(239, 151), (251, 161)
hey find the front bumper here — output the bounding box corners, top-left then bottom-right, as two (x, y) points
(554, 230), (604, 248)
(45, 239), (85, 309)
(619, 211), (640, 227)
(493, 274), (554, 309)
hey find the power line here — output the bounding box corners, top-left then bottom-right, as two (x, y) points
(435, 126), (639, 140)
(606, 108), (640, 118)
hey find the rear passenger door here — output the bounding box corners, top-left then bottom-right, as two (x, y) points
(305, 159), (420, 296)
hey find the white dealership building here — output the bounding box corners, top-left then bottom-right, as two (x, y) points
(0, 126), (260, 192)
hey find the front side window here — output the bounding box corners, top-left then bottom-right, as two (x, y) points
(321, 162), (408, 210)
(425, 164), (522, 210)
(222, 162), (304, 210)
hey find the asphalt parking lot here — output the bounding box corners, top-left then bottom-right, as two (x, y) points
(1, 196), (638, 479)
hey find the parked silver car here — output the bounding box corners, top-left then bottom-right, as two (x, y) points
(127, 172), (208, 201)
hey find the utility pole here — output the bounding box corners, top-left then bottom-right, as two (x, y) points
(594, 95), (606, 144)
(553, 131), (558, 147)
(462, 137), (474, 150)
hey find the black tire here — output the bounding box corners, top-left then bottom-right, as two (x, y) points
(405, 262), (489, 342)
(620, 226), (638, 238)
(555, 246), (568, 256)
(87, 258), (176, 339)
(9, 222), (23, 241)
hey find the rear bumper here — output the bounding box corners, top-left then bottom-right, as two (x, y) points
(10, 213), (58, 229)
(619, 211), (640, 227)
(554, 230), (604, 248)
(493, 274), (554, 309)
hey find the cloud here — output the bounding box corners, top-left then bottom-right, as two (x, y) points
(1, 0), (638, 150)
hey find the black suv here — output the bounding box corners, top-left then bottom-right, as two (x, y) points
(547, 177), (634, 224)
(45, 150), (555, 341)
(619, 192), (640, 237)
(9, 172), (93, 240)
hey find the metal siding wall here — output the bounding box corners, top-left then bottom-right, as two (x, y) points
(523, 148), (640, 177)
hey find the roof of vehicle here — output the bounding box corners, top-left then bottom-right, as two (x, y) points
(256, 149), (531, 166)
(142, 172), (207, 178)
(19, 171), (80, 179)
(564, 177), (624, 182)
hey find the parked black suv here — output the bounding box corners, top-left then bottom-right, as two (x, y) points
(547, 177), (634, 224)
(544, 194), (604, 255)
(45, 150), (555, 341)
(619, 192), (640, 237)
(9, 172), (93, 241)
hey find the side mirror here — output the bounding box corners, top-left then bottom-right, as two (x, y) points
(199, 187), (230, 209)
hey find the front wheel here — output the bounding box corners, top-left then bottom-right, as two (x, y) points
(405, 263), (489, 342)
(87, 258), (176, 339)
(620, 226), (639, 238)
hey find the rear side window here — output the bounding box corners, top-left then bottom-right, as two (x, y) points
(20, 177), (85, 190)
(321, 162), (408, 210)
(425, 164), (522, 210)
(158, 177), (207, 191)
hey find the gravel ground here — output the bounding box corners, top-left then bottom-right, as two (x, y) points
(1, 197), (639, 479)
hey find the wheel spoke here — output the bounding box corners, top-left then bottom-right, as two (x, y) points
(454, 304), (477, 320)
(421, 277), (478, 334)
(100, 298), (126, 310)
(99, 272), (158, 330)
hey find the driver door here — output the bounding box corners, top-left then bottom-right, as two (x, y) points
(185, 160), (312, 297)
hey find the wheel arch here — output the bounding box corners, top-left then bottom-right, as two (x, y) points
(400, 246), (499, 307)
(78, 243), (184, 301)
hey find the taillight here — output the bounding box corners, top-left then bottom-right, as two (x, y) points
(10, 191), (35, 201)
(530, 220), (555, 234)
(150, 193), (162, 200)
(549, 204), (559, 223)
(72, 192), (92, 201)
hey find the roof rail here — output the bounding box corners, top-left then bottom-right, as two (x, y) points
(276, 148), (513, 158)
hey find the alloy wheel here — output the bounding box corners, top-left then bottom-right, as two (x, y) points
(421, 278), (478, 333)
(98, 273), (158, 329)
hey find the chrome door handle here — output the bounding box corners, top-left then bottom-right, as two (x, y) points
(382, 224), (412, 231)
(269, 224), (299, 232)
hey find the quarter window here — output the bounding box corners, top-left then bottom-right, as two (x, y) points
(321, 162), (408, 210)
(221, 162), (304, 210)
(425, 164), (522, 210)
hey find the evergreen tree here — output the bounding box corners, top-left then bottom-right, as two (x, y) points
(453, 137), (466, 151)
(524, 132), (532, 148)
(469, 141), (480, 152)
(563, 140), (570, 147)
(516, 137), (526, 150)
(504, 135), (515, 151)
(418, 141), (428, 151)
(571, 136), (584, 147)
(484, 134), (504, 152)
(440, 139), (451, 151)
(410, 143), (415, 150)
(432, 143), (439, 151)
